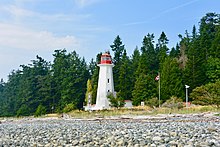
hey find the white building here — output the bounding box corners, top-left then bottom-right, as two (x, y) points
(94, 52), (114, 110)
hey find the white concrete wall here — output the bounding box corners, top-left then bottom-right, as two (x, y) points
(124, 100), (133, 108)
(95, 64), (114, 110)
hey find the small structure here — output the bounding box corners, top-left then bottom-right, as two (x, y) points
(94, 52), (115, 110)
(124, 100), (133, 108)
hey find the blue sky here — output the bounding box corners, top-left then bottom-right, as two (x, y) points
(0, 0), (220, 80)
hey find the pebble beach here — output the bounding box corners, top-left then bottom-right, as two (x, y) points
(0, 113), (220, 147)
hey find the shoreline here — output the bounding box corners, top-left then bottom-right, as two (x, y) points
(1, 112), (220, 146)
(1, 111), (219, 123)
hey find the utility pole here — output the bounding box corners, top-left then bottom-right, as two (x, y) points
(185, 85), (190, 108)
(159, 72), (161, 108)
(155, 72), (160, 107)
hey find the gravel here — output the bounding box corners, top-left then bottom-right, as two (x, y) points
(0, 113), (220, 147)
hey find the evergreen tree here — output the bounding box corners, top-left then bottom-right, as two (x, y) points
(160, 57), (184, 101)
(110, 35), (125, 92)
(210, 17), (220, 58)
(60, 51), (89, 110)
(132, 34), (160, 106)
(156, 31), (169, 64)
(52, 49), (89, 110)
(132, 74), (156, 106)
(170, 44), (180, 58)
(0, 79), (5, 116)
(136, 34), (157, 76)
(31, 56), (51, 113)
(0, 56), (51, 116)
(88, 58), (96, 78)
(117, 50), (132, 100)
(131, 47), (140, 91)
(18, 56), (51, 115)
(1, 70), (22, 116)
(206, 57), (220, 83)
(131, 46), (140, 78)
(184, 13), (220, 90)
(192, 25), (198, 40)
(85, 79), (93, 105)
(90, 52), (102, 104)
(52, 49), (69, 111)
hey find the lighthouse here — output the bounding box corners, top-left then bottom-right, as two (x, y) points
(95, 52), (114, 110)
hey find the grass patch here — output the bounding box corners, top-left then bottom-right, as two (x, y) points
(45, 113), (61, 117)
(67, 105), (220, 118)
(68, 106), (153, 118)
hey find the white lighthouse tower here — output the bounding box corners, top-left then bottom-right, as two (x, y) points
(95, 52), (114, 110)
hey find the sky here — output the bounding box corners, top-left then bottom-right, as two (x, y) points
(0, 0), (220, 81)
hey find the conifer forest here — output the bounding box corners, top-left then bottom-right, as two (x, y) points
(0, 13), (219, 116)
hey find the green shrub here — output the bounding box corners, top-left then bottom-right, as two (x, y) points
(63, 103), (76, 113)
(35, 104), (47, 117)
(145, 97), (159, 108)
(191, 80), (220, 107)
(162, 96), (184, 109)
(107, 92), (124, 108)
(16, 104), (31, 117)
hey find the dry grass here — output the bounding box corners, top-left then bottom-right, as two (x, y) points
(45, 113), (61, 117)
(67, 105), (220, 119)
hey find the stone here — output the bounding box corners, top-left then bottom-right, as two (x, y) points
(44, 143), (51, 147)
(207, 127), (217, 132)
(158, 145), (167, 147)
(0, 115), (220, 146)
(200, 142), (209, 147)
(152, 136), (162, 142)
(169, 140), (178, 146)
(134, 144), (140, 147)
(150, 143), (157, 147)
(183, 145), (193, 147)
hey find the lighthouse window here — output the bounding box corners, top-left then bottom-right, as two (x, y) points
(107, 79), (109, 83)
(102, 57), (111, 61)
(107, 90), (110, 92)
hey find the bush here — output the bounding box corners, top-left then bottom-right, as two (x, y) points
(63, 103), (76, 113)
(145, 97), (159, 108)
(107, 92), (124, 108)
(16, 104), (31, 117)
(191, 80), (220, 107)
(34, 104), (47, 117)
(162, 96), (184, 109)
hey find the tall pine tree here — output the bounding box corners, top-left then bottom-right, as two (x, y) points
(110, 35), (125, 92)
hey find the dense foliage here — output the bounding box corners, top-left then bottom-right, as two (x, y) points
(0, 13), (219, 116)
(190, 80), (220, 107)
(0, 50), (89, 116)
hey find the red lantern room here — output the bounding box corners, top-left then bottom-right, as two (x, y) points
(100, 52), (112, 64)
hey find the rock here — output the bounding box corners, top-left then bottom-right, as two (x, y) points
(0, 115), (219, 146)
(169, 140), (178, 146)
(158, 144), (167, 147)
(134, 144), (140, 147)
(152, 136), (162, 141)
(116, 139), (124, 146)
(72, 140), (79, 146)
(200, 142), (209, 147)
(207, 127), (217, 132)
(44, 143), (51, 147)
(37, 144), (44, 147)
(183, 145), (193, 147)
(150, 143), (157, 147)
